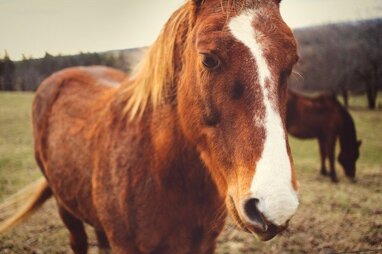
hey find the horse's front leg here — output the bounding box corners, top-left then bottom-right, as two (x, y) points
(57, 204), (89, 254)
(95, 230), (111, 254)
(318, 137), (327, 176)
(326, 135), (338, 183)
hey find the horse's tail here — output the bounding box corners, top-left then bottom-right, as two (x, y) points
(0, 177), (52, 234)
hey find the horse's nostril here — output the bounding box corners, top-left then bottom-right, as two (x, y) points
(243, 198), (268, 231)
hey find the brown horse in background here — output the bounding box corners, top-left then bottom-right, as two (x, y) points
(0, 1), (300, 253)
(286, 90), (361, 182)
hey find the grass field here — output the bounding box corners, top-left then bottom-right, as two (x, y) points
(0, 91), (381, 253)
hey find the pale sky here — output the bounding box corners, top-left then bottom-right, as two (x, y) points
(1, 0), (381, 60)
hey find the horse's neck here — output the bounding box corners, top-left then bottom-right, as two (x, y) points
(107, 5), (215, 194)
(149, 107), (212, 190)
(338, 108), (357, 150)
(99, 98), (215, 199)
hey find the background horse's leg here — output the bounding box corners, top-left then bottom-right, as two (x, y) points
(326, 135), (338, 182)
(95, 230), (111, 254)
(58, 205), (88, 254)
(318, 137), (328, 176)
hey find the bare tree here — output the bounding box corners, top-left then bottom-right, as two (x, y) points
(290, 19), (382, 109)
(355, 21), (382, 109)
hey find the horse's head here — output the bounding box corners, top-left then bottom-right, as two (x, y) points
(338, 140), (362, 180)
(178, 0), (299, 241)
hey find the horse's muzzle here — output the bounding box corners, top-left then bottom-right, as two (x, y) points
(242, 197), (288, 240)
(228, 196), (288, 241)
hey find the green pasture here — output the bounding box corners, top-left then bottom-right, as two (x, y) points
(0, 91), (381, 253)
(0, 92), (40, 200)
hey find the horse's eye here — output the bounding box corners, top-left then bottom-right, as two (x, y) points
(201, 54), (220, 70)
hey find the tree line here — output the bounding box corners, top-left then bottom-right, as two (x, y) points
(0, 49), (143, 92)
(0, 18), (381, 108)
(290, 18), (382, 109)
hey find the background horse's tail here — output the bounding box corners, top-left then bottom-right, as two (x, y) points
(0, 177), (52, 234)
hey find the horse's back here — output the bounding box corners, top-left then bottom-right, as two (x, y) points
(287, 91), (343, 138)
(33, 66), (125, 130)
(32, 66), (126, 228)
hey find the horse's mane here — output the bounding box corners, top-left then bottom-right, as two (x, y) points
(119, 3), (192, 121)
(119, 0), (254, 121)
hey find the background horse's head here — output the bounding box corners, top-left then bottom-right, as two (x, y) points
(338, 140), (361, 180)
(178, 0), (299, 240)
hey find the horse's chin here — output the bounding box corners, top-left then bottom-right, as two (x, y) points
(226, 196), (285, 241)
(244, 222), (287, 241)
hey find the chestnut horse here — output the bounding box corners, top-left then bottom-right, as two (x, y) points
(286, 90), (361, 182)
(0, 1), (300, 253)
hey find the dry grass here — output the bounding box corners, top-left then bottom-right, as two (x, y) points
(0, 91), (381, 253)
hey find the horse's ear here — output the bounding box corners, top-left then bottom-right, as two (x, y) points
(357, 140), (362, 147)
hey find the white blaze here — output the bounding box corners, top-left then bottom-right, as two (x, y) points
(229, 10), (298, 226)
